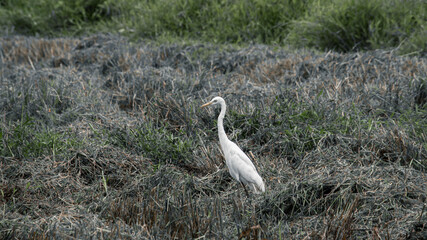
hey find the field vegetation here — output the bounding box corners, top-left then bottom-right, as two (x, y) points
(0, 0), (426, 239)
(1, 34), (426, 239)
(0, 0), (425, 55)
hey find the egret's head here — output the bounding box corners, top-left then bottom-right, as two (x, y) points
(201, 96), (224, 108)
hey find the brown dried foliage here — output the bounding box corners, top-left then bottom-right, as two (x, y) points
(0, 35), (426, 239)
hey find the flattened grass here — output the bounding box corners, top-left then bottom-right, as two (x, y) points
(0, 35), (426, 239)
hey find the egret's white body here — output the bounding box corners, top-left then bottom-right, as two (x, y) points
(201, 97), (265, 195)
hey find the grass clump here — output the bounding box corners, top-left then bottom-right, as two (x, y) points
(289, 0), (426, 53)
(0, 0), (114, 35)
(1, 115), (80, 158)
(132, 0), (312, 44)
(109, 122), (195, 169)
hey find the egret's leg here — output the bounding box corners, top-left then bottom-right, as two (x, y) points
(241, 182), (249, 198)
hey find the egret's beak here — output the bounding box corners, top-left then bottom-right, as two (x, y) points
(201, 101), (213, 108)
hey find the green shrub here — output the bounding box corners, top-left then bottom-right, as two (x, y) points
(0, 0), (113, 34)
(123, 0), (312, 44)
(289, 0), (425, 53)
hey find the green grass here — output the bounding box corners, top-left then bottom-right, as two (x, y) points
(1, 115), (81, 158)
(289, 0), (426, 54)
(129, 0), (312, 44)
(108, 122), (194, 167)
(0, 0), (114, 35)
(0, 0), (424, 54)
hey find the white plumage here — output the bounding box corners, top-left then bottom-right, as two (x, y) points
(201, 96), (265, 195)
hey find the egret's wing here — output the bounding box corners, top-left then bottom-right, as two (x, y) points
(223, 140), (265, 193)
(229, 149), (265, 193)
(227, 150), (253, 180)
(229, 142), (257, 172)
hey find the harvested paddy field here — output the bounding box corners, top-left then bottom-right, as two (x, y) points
(1, 35), (426, 239)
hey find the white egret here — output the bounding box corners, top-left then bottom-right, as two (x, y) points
(201, 96), (265, 196)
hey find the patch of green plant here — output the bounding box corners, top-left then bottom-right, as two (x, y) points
(289, 0), (425, 53)
(1, 115), (81, 158)
(0, 0), (114, 35)
(1, 0), (424, 54)
(108, 122), (194, 166)
(397, 107), (427, 143)
(398, 29), (427, 56)
(128, 0), (312, 44)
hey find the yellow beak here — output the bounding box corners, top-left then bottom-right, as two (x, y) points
(201, 101), (213, 108)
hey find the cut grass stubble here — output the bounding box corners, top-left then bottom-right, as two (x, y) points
(0, 36), (426, 239)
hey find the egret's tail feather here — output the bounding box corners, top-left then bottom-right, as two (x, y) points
(251, 181), (265, 194)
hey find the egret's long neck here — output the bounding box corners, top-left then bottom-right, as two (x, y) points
(217, 101), (228, 144)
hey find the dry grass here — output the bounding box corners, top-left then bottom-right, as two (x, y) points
(1, 35), (426, 239)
